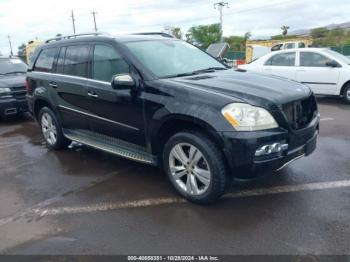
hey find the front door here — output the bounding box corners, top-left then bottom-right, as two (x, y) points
(296, 51), (340, 95)
(85, 44), (146, 146)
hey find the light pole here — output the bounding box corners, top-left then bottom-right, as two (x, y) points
(214, 2), (229, 43)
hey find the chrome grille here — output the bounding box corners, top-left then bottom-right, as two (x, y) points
(282, 95), (317, 130)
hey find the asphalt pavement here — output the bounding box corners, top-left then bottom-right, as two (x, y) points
(0, 96), (349, 255)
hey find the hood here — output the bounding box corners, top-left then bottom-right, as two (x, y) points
(169, 70), (311, 109)
(0, 74), (26, 88)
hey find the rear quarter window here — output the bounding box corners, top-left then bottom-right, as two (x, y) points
(34, 47), (58, 72)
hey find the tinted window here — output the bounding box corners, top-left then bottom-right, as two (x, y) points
(64, 45), (90, 77)
(265, 52), (295, 66)
(34, 48), (58, 72)
(55, 47), (66, 74)
(284, 43), (295, 49)
(271, 44), (283, 51)
(298, 42), (306, 48)
(93, 45), (130, 82)
(300, 52), (333, 67)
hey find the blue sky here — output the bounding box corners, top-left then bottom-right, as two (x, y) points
(0, 0), (349, 55)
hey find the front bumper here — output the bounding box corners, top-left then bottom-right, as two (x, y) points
(220, 115), (319, 179)
(0, 98), (28, 117)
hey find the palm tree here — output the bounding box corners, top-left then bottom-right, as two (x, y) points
(281, 25), (290, 36)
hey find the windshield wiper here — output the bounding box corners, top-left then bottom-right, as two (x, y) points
(4, 71), (26, 75)
(192, 67), (228, 74)
(165, 67), (228, 78)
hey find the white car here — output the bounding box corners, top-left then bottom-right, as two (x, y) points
(238, 48), (350, 103)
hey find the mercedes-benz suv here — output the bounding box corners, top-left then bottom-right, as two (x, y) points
(26, 33), (319, 203)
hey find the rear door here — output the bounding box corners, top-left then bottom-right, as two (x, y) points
(85, 43), (146, 146)
(54, 44), (92, 131)
(262, 52), (297, 80)
(296, 51), (340, 95)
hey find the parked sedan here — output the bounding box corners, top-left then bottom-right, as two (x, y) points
(238, 48), (350, 103)
(0, 56), (28, 118)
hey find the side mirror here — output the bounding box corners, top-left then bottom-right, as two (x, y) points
(111, 74), (135, 89)
(326, 60), (339, 68)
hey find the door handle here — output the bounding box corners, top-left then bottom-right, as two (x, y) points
(49, 81), (58, 88)
(87, 91), (99, 98)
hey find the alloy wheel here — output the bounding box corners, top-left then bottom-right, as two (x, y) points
(169, 143), (211, 195)
(41, 112), (57, 145)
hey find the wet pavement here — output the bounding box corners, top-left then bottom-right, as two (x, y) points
(0, 97), (349, 255)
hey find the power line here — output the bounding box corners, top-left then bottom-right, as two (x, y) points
(100, 0), (297, 31)
(91, 10), (98, 32)
(71, 10), (76, 34)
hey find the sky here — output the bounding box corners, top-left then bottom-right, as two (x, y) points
(0, 0), (350, 55)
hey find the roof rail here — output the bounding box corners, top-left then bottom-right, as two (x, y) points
(131, 32), (175, 38)
(45, 32), (110, 43)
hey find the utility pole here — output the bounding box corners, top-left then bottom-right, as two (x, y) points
(214, 2), (229, 43)
(71, 10), (76, 34)
(7, 35), (13, 56)
(91, 10), (98, 32)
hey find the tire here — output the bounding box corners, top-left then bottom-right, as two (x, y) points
(163, 130), (229, 204)
(343, 84), (350, 104)
(38, 107), (71, 150)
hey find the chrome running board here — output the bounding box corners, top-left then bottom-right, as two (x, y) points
(63, 129), (158, 165)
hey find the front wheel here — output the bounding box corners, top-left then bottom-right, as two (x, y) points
(163, 131), (229, 204)
(343, 84), (350, 104)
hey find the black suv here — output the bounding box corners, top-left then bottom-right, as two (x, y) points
(0, 56), (28, 118)
(27, 33), (319, 203)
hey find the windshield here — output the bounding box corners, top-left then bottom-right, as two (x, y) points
(323, 49), (350, 65)
(0, 58), (27, 75)
(124, 40), (226, 78)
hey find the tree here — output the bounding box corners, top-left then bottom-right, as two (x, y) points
(310, 27), (329, 39)
(171, 27), (182, 39)
(281, 25), (290, 36)
(223, 36), (246, 51)
(17, 43), (26, 57)
(186, 23), (221, 49)
(244, 32), (251, 40)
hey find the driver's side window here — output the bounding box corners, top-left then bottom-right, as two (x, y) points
(300, 52), (332, 67)
(93, 45), (130, 82)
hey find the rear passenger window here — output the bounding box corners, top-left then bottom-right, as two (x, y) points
(34, 48), (58, 72)
(64, 45), (90, 77)
(93, 45), (130, 82)
(265, 52), (296, 66)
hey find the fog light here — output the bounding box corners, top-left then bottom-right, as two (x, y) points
(255, 142), (288, 156)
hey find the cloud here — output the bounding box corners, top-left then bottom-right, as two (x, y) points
(0, 0), (349, 55)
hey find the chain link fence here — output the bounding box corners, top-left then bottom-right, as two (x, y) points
(330, 45), (350, 57)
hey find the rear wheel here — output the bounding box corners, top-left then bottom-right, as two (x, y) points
(38, 107), (71, 149)
(163, 131), (229, 204)
(343, 84), (350, 104)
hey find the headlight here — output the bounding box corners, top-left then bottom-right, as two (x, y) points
(0, 87), (11, 94)
(221, 103), (278, 131)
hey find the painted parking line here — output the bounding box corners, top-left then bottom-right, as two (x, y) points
(320, 117), (335, 121)
(26, 179), (350, 218)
